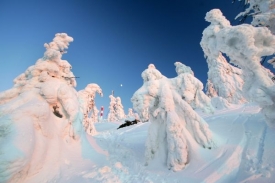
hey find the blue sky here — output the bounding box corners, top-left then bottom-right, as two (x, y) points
(0, 0), (258, 116)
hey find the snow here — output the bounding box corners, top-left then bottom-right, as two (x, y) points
(235, 0), (275, 34)
(65, 103), (275, 182)
(2, 98), (275, 182)
(131, 64), (215, 171)
(78, 83), (103, 135)
(201, 10), (246, 105)
(1, 27), (275, 182)
(202, 9), (275, 128)
(107, 95), (126, 122)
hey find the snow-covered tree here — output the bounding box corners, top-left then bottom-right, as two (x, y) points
(107, 95), (126, 122)
(200, 11), (247, 105)
(203, 9), (275, 127)
(78, 83), (103, 135)
(174, 62), (215, 113)
(234, 0), (275, 69)
(235, 0), (275, 34)
(126, 108), (136, 120)
(131, 64), (214, 171)
(0, 33), (97, 182)
(115, 97), (126, 120)
(107, 95), (117, 122)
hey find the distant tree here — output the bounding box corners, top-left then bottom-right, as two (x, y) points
(78, 83), (103, 135)
(107, 95), (118, 122)
(132, 64), (214, 171)
(115, 97), (125, 120)
(127, 108), (136, 119)
(235, 0), (275, 34)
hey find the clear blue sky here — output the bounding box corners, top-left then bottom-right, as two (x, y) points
(0, 0), (258, 116)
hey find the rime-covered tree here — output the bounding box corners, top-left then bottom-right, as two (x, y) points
(127, 108), (136, 119)
(131, 64), (214, 171)
(174, 62), (214, 113)
(234, 0), (275, 68)
(115, 97), (125, 120)
(204, 9), (275, 127)
(78, 83), (103, 135)
(200, 11), (247, 105)
(0, 33), (98, 182)
(107, 95), (117, 122)
(235, 0), (275, 34)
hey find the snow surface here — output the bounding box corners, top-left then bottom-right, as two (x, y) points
(2, 103), (273, 182)
(91, 103), (275, 183)
(1, 25), (275, 182)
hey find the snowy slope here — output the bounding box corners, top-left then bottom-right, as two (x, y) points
(69, 103), (274, 183)
(1, 31), (275, 182)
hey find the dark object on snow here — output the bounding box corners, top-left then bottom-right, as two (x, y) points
(117, 119), (140, 129)
(53, 105), (63, 118)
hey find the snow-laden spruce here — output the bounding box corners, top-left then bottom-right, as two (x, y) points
(174, 62), (215, 113)
(236, 0), (275, 34)
(107, 95), (126, 122)
(235, 0), (275, 71)
(200, 10), (246, 105)
(204, 9), (275, 127)
(126, 108), (136, 120)
(115, 97), (126, 120)
(78, 83), (103, 135)
(131, 63), (214, 171)
(107, 95), (117, 122)
(0, 33), (106, 182)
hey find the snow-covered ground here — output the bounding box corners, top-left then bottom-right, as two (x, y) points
(1, 8), (275, 181)
(48, 103), (274, 183)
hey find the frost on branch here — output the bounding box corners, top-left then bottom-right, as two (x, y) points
(78, 83), (103, 135)
(131, 64), (214, 171)
(235, 0), (275, 34)
(204, 9), (275, 127)
(201, 9), (246, 106)
(0, 33), (90, 182)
